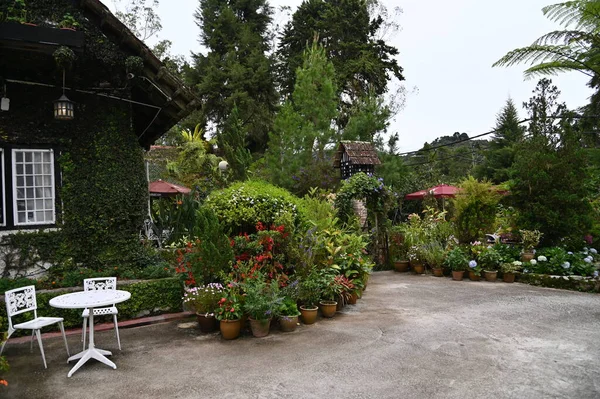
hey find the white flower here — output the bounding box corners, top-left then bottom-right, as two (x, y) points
(568, 251), (573, 255)
(512, 261), (523, 266)
(591, 248), (598, 255)
(537, 256), (547, 262)
(530, 259), (537, 265)
(562, 262), (571, 269)
(584, 257), (592, 263)
(523, 269), (529, 273)
(594, 271), (599, 278)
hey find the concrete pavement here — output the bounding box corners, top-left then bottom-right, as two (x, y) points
(3, 271), (600, 398)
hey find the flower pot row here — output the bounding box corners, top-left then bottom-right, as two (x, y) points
(452, 270), (517, 283)
(198, 297), (360, 340)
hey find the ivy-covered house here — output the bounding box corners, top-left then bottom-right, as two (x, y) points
(0, 0), (198, 276)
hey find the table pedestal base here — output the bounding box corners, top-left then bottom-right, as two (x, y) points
(67, 348), (115, 377)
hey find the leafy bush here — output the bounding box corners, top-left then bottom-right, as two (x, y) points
(478, 247), (502, 271)
(452, 177), (501, 243)
(205, 180), (305, 233)
(444, 247), (468, 271)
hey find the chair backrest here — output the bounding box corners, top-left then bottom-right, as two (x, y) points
(83, 277), (117, 292)
(5, 285), (37, 318)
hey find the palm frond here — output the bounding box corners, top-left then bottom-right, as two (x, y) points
(543, 1), (600, 31)
(533, 30), (593, 46)
(523, 60), (592, 79)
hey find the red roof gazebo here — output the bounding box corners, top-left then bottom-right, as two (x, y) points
(148, 180), (191, 198)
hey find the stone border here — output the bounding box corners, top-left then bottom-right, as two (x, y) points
(518, 273), (600, 293)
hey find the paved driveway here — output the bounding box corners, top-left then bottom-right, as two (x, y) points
(3, 271), (600, 399)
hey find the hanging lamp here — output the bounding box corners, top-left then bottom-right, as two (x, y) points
(53, 69), (74, 120)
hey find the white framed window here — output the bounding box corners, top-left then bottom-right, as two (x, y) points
(0, 149), (4, 226)
(12, 149), (55, 226)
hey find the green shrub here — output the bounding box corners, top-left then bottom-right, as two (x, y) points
(205, 180), (305, 233)
(453, 177), (501, 243)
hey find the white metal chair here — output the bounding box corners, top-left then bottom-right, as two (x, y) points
(81, 277), (121, 350)
(1, 285), (70, 369)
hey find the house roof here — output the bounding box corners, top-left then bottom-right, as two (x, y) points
(333, 141), (381, 167)
(77, 0), (200, 148)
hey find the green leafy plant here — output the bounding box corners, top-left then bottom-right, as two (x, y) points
(58, 12), (80, 29)
(298, 269), (324, 308)
(520, 229), (543, 252)
(445, 247), (468, 271)
(452, 177), (501, 243)
(241, 276), (282, 320)
(478, 247), (502, 271)
(279, 297), (301, 317)
(421, 242), (446, 269)
(501, 261), (522, 274)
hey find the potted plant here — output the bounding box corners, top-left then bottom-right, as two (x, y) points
(389, 225), (409, 272)
(467, 260), (482, 281)
(408, 245), (425, 274)
(242, 276), (281, 338)
(298, 269), (322, 324)
(422, 242), (446, 277)
(319, 270), (339, 318)
(445, 247), (468, 281)
(214, 289), (243, 340)
(501, 261), (522, 283)
(58, 13), (80, 30)
(6, 0), (27, 24)
(520, 229), (543, 262)
(278, 296), (301, 332)
(183, 283), (223, 333)
(333, 275), (354, 309)
(478, 247), (502, 282)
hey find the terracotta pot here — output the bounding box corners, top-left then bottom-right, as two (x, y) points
(279, 315), (299, 332)
(394, 260), (409, 272)
(319, 301), (337, 318)
(521, 252), (535, 262)
(503, 273), (516, 283)
(452, 270), (464, 281)
(468, 271), (481, 281)
(432, 268), (443, 277)
(196, 313), (218, 333)
(249, 318), (271, 338)
(300, 306), (318, 325)
(484, 270), (498, 282)
(348, 292), (358, 304)
(412, 263), (425, 274)
(219, 319), (241, 340)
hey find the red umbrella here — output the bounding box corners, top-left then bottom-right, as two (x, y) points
(404, 184), (459, 200)
(148, 180), (191, 197)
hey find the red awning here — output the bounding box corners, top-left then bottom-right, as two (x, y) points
(405, 184), (460, 200)
(148, 180), (191, 197)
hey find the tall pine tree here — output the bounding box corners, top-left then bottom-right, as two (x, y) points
(476, 98), (525, 183)
(188, 0), (279, 153)
(265, 41), (339, 194)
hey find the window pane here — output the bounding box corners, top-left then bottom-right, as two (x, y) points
(13, 150), (55, 225)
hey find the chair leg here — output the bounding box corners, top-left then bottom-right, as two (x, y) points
(0, 330), (13, 356)
(30, 330), (35, 352)
(35, 330), (47, 369)
(113, 314), (121, 351)
(82, 317), (87, 351)
(59, 322), (70, 357)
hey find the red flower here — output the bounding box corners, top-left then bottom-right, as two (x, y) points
(230, 308), (235, 312)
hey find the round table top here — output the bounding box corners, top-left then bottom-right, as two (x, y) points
(49, 290), (131, 309)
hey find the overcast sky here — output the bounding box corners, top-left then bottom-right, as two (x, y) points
(110, 0), (594, 153)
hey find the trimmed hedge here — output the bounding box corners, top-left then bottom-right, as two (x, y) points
(1, 278), (183, 335)
(519, 273), (600, 293)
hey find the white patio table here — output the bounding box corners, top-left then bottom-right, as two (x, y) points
(49, 290), (131, 377)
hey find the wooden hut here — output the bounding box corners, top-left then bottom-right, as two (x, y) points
(333, 141), (381, 179)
